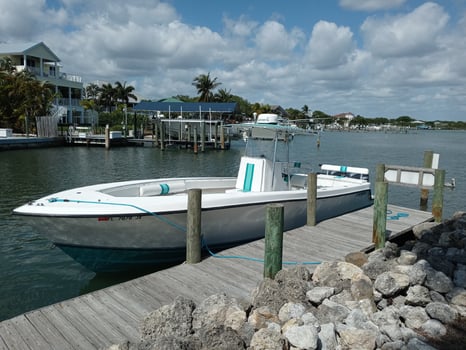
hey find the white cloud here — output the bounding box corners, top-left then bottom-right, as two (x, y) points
(361, 2), (449, 57)
(254, 21), (304, 60)
(0, 0), (465, 120)
(306, 21), (355, 69)
(339, 0), (406, 11)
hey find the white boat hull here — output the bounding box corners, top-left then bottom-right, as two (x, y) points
(15, 182), (372, 272)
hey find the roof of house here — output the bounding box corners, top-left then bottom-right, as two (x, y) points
(158, 97), (184, 103)
(134, 101), (238, 114)
(0, 42), (60, 62)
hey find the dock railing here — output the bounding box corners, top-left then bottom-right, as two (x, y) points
(373, 150), (444, 249)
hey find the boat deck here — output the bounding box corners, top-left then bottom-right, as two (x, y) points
(0, 204), (433, 350)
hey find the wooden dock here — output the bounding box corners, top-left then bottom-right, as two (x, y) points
(0, 205), (433, 350)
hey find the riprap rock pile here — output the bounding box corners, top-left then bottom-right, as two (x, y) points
(107, 212), (466, 350)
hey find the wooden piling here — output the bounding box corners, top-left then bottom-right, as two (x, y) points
(186, 189), (202, 264)
(264, 203), (284, 279)
(200, 121), (205, 152)
(375, 163), (385, 183)
(306, 173), (317, 226)
(160, 122), (165, 150)
(220, 124), (225, 149)
(104, 124), (110, 150)
(193, 127), (198, 154)
(372, 181), (388, 248)
(420, 150), (433, 209)
(432, 169), (445, 222)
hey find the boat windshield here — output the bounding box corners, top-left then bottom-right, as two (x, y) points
(244, 126), (312, 165)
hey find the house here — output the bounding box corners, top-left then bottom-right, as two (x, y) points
(0, 41), (84, 124)
(333, 112), (355, 128)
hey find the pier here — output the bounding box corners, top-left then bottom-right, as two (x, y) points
(0, 204), (433, 349)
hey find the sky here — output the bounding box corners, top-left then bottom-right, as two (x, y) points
(1, 0), (466, 121)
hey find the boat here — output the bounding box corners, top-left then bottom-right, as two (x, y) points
(228, 113), (310, 140)
(13, 127), (373, 272)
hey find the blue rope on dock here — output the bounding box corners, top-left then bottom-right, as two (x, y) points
(202, 237), (321, 266)
(386, 209), (410, 220)
(48, 197), (187, 232)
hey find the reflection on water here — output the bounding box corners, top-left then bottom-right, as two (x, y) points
(1, 130), (464, 321)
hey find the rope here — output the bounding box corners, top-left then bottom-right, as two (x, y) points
(386, 209), (410, 220)
(47, 197), (187, 232)
(202, 237), (321, 266)
(48, 197), (321, 266)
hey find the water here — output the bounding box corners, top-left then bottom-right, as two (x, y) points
(1, 130), (464, 321)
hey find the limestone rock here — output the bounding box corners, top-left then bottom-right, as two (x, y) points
(374, 271), (410, 297)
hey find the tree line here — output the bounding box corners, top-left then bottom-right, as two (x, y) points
(1, 60), (464, 132)
(0, 58), (55, 130)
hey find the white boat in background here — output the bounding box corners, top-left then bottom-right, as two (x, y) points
(229, 113), (310, 140)
(13, 127), (373, 272)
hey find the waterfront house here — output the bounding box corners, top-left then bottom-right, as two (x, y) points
(332, 112), (355, 129)
(0, 41), (85, 124)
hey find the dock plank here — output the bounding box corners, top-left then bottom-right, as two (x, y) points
(0, 318), (33, 350)
(0, 205), (433, 350)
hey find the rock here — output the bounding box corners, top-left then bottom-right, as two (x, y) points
(381, 340), (405, 350)
(397, 250), (418, 265)
(338, 327), (378, 350)
(406, 337), (437, 349)
(399, 305), (430, 329)
(318, 323), (338, 350)
(419, 319), (447, 338)
(250, 278), (285, 314)
(140, 296), (195, 341)
(351, 271), (374, 300)
(454, 265), (466, 287)
(450, 289), (466, 306)
(275, 266), (313, 303)
(379, 323), (403, 343)
(248, 306), (279, 330)
(424, 268), (454, 294)
(412, 222), (437, 239)
(374, 271), (410, 297)
(383, 242), (399, 259)
(302, 312), (320, 328)
(345, 251), (368, 267)
(249, 328), (286, 350)
(405, 285), (432, 306)
(315, 299), (350, 325)
(284, 324), (319, 350)
(306, 286), (335, 304)
(198, 325), (246, 350)
(192, 293), (245, 332)
(143, 336), (201, 350)
(362, 256), (394, 280)
(278, 302), (306, 323)
(425, 301), (459, 324)
(312, 261), (363, 293)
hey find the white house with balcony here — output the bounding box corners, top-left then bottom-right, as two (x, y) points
(332, 112), (355, 128)
(0, 41), (85, 124)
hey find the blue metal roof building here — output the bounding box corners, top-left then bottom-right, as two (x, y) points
(133, 101), (239, 118)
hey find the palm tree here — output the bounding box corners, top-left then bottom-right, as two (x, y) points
(302, 105), (310, 116)
(99, 83), (116, 111)
(114, 81), (137, 106)
(192, 73), (221, 102)
(85, 83), (100, 101)
(214, 88), (233, 102)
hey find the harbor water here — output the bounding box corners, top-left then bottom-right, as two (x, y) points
(1, 130), (465, 321)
